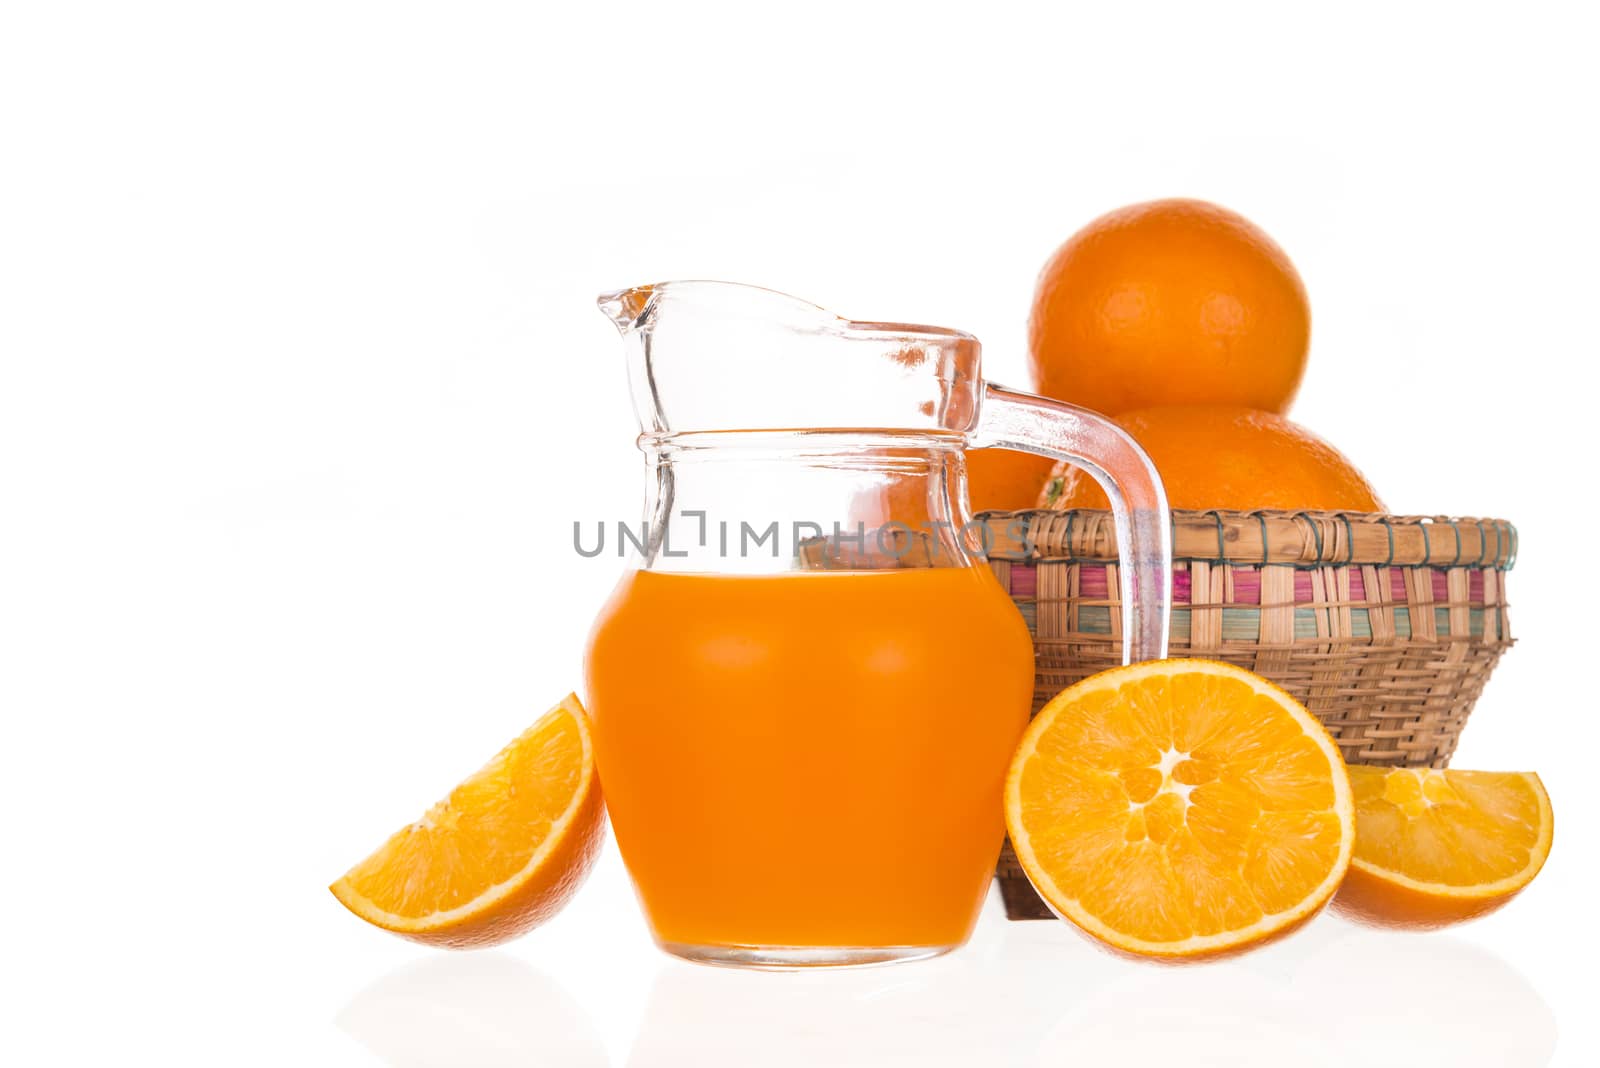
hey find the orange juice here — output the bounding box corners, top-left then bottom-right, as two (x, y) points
(584, 566), (1034, 952)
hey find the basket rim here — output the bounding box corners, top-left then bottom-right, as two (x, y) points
(979, 508), (1518, 570)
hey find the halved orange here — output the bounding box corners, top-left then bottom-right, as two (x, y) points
(330, 694), (605, 948)
(1334, 766), (1552, 929)
(1004, 659), (1354, 960)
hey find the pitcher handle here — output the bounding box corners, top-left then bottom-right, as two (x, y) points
(972, 383), (1171, 665)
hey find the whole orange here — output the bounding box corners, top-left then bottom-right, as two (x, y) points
(1041, 405), (1385, 512)
(965, 448), (1059, 513)
(1028, 198), (1310, 415)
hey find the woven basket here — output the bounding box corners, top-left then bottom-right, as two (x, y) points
(982, 508), (1517, 920)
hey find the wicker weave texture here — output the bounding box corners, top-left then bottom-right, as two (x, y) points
(984, 509), (1516, 920)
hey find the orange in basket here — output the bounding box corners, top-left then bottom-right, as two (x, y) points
(1040, 405), (1385, 512)
(1027, 198), (1310, 416)
(966, 447), (1059, 513)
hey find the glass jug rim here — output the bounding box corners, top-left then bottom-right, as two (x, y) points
(597, 279), (980, 344)
(640, 426), (973, 457)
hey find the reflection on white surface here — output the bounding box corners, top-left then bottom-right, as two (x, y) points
(1298, 926), (1557, 1066)
(624, 916), (1555, 1068)
(337, 953), (607, 1067)
(1035, 919), (1348, 1067)
(626, 919), (1116, 1067)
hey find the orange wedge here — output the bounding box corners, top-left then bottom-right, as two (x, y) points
(1334, 766), (1552, 929)
(1004, 659), (1354, 960)
(330, 694), (605, 948)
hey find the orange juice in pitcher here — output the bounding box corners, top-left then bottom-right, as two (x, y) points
(589, 567), (1033, 955)
(585, 282), (1170, 967)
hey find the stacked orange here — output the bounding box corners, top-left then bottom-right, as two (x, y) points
(1041, 404), (1384, 513)
(968, 197), (1382, 513)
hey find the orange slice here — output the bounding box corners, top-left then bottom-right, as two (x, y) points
(1334, 766), (1552, 929)
(330, 694), (605, 947)
(1004, 659), (1354, 960)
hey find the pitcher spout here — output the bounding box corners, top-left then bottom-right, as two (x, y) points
(597, 284), (656, 335)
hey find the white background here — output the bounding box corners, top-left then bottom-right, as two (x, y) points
(3, 2), (1597, 1065)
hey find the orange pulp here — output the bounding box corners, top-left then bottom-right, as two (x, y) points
(584, 566), (1034, 950)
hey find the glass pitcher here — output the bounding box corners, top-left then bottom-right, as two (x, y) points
(584, 281), (1169, 968)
